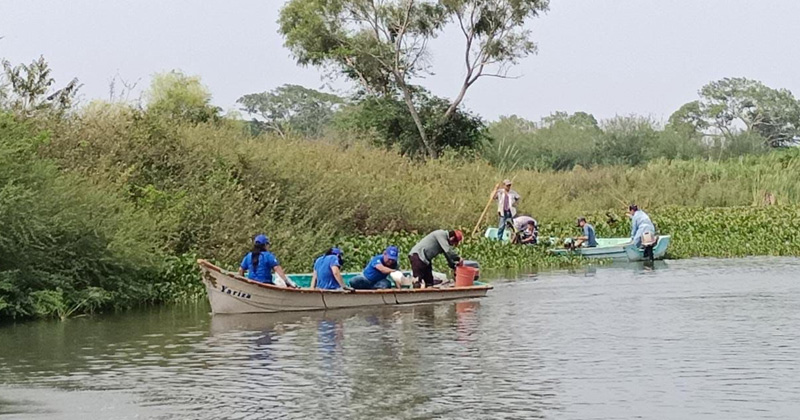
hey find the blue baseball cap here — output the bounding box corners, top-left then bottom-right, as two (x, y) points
(254, 234), (269, 245)
(385, 246), (399, 260)
(330, 247), (342, 256)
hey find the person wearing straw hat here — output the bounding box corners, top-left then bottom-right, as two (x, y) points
(495, 179), (521, 240)
(409, 230), (464, 288)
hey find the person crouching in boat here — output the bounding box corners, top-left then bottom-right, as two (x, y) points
(513, 215), (539, 245)
(239, 234), (296, 287)
(574, 217), (598, 248)
(311, 248), (352, 291)
(349, 246), (401, 290)
(409, 230), (464, 289)
(628, 204), (657, 258)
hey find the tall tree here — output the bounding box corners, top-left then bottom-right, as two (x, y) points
(674, 78), (800, 147)
(237, 84), (344, 138)
(279, 0), (549, 158)
(1, 56), (79, 118)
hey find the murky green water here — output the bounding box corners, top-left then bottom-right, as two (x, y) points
(1, 257), (799, 419)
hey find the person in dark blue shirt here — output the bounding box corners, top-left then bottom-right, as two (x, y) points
(238, 234), (295, 287)
(350, 246), (401, 290)
(575, 217), (598, 248)
(311, 248), (350, 290)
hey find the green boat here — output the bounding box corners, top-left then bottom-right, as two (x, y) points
(549, 235), (672, 261)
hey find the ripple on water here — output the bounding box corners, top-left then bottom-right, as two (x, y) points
(1, 258), (800, 419)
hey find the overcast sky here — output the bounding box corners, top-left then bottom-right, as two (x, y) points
(2, 0), (799, 123)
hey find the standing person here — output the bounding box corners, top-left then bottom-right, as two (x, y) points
(349, 246), (401, 290)
(311, 248), (350, 290)
(238, 234), (296, 287)
(574, 217), (598, 248)
(495, 179), (521, 240)
(408, 230), (464, 288)
(628, 204), (656, 248)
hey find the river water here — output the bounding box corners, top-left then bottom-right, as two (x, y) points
(1, 257), (799, 419)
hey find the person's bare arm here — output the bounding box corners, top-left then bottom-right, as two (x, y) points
(310, 270), (318, 289)
(274, 265), (297, 288)
(374, 263), (395, 275)
(238, 267), (245, 276)
(331, 265), (349, 290)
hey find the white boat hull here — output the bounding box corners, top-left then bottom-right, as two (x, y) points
(199, 260), (492, 314)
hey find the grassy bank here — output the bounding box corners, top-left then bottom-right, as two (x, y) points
(2, 106), (800, 320)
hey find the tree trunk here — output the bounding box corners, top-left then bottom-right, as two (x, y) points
(398, 82), (436, 159)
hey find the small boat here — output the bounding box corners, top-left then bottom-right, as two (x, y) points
(483, 228), (557, 245)
(548, 235), (672, 261)
(198, 260), (493, 314)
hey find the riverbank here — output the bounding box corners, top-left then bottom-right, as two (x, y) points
(2, 108), (800, 321)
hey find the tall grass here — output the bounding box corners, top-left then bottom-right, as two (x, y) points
(3, 100), (800, 320)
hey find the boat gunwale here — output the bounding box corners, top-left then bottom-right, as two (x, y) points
(198, 259), (493, 294)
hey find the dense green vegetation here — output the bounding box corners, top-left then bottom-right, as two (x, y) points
(2, 45), (800, 321)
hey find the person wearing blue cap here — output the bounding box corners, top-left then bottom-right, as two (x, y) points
(238, 234), (295, 287)
(311, 247), (350, 290)
(349, 246), (401, 290)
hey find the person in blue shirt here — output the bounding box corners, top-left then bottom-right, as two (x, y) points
(349, 246), (401, 290)
(628, 204), (656, 248)
(575, 217), (598, 248)
(238, 234), (295, 287)
(311, 248), (351, 290)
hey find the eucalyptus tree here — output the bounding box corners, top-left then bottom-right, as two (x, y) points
(671, 78), (800, 147)
(279, 0), (549, 158)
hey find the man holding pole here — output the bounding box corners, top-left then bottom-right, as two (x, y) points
(495, 179), (521, 240)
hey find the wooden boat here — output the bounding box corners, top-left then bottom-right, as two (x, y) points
(548, 235), (672, 261)
(198, 259), (493, 314)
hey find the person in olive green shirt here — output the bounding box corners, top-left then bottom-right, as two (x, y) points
(408, 229), (464, 288)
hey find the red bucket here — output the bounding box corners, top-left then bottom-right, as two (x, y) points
(455, 266), (478, 287)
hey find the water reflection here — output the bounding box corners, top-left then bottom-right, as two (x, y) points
(2, 258), (800, 419)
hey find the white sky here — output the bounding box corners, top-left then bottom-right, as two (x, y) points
(1, 0), (799, 122)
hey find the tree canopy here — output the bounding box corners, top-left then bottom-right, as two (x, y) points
(279, 0), (549, 158)
(237, 84), (344, 138)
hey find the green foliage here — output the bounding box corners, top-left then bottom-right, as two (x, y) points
(1, 56), (79, 119)
(237, 84), (344, 138)
(687, 77), (800, 147)
(279, 0), (548, 158)
(145, 71), (220, 124)
(333, 92), (487, 157)
(0, 114), (163, 320)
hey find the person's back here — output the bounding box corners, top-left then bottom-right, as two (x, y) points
(513, 216), (535, 231)
(313, 254), (341, 290)
(241, 251), (279, 283)
(409, 230), (457, 265)
(583, 223), (598, 247)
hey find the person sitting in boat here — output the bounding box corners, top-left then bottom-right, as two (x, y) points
(512, 215), (539, 245)
(238, 234), (296, 287)
(349, 246), (402, 290)
(628, 204), (656, 248)
(574, 217), (598, 248)
(311, 247), (351, 291)
(409, 230), (464, 289)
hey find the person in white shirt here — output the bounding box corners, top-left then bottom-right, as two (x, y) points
(495, 179), (521, 240)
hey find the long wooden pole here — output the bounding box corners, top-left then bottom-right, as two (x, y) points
(471, 182), (502, 237)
